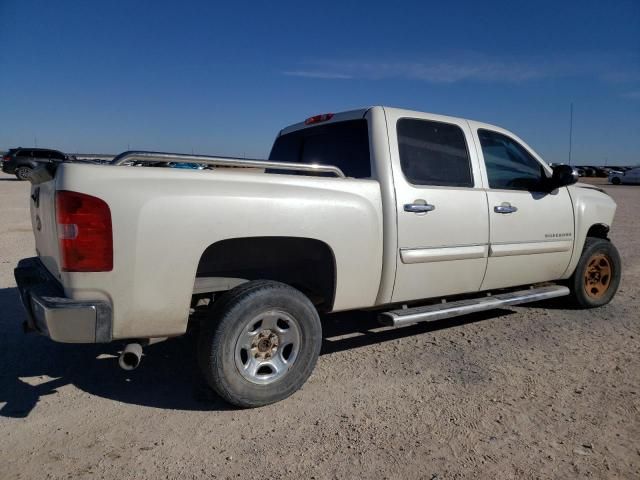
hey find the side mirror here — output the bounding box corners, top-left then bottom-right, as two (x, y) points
(550, 164), (579, 189)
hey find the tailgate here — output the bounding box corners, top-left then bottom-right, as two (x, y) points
(30, 176), (61, 279)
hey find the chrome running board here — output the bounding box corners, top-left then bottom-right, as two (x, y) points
(379, 285), (570, 327)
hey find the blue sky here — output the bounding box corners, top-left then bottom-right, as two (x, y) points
(1, 0), (639, 165)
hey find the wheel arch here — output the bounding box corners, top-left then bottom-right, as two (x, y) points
(561, 222), (612, 279)
(17, 160), (39, 170)
(195, 236), (337, 312)
(586, 223), (610, 240)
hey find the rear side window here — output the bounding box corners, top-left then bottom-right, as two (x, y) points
(17, 150), (33, 158)
(397, 119), (473, 187)
(269, 119), (371, 178)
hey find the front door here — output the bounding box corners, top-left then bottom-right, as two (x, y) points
(471, 126), (574, 290)
(626, 167), (640, 184)
(387, 111), (490, 303)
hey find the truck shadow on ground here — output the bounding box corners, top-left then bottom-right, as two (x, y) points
(0, 287), (513, 417)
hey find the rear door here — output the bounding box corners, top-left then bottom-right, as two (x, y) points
(470, 125), (574, 289)
(17, 149), (35, 165)
(32, 149), (50, 163)
(385, 111), (490, 303)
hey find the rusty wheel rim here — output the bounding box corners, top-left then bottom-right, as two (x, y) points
(584, 253), (612, 299)
(234, 309), (301, 385)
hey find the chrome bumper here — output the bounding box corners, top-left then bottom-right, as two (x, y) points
(14, 257), (112, 343)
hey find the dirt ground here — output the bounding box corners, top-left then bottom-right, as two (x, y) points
(0, 172), (638, 479)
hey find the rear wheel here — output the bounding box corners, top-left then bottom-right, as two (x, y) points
(15, 166), (33, 181)
(611, 177), (621, 185)
(198, 280), (322, 407)
(569, 237), (621, 308)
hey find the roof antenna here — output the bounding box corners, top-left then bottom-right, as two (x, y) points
(568, 102), (573, 166)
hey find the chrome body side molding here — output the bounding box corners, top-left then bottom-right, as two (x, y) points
(400, 244), (488, 264)
(489, 240), (573, 257)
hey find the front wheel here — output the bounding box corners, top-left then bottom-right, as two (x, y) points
(569, 237), (621, 308)
(198, 280), (322, 407)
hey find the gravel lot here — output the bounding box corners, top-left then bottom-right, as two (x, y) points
(0, 172), (638, 479)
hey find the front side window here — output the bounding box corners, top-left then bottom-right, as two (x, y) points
(478, 129), (546, 191)
(397, 118), (473, 187)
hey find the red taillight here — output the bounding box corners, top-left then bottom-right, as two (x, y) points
(304, 113), (334, 125)
(56, 190), (113, 272)
(2, 155), (10, 162)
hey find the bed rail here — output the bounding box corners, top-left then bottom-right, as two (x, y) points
(110, 151), (346, 178)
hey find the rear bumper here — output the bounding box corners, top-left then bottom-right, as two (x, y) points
(14, 257), (112, 343)
(2, 162), (16, 174)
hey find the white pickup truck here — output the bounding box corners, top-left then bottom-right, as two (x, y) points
(15, 106), (621, 407)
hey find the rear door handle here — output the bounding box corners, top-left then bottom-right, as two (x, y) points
(494, 203), (518, 214)
(404, 202), (435, 213)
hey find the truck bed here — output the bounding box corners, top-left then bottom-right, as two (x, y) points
(29, 161), (384, 340)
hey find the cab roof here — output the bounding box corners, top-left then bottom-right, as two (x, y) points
(278, 106), (506, 136)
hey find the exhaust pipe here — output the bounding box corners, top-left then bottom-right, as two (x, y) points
(118, 343), (143, 370)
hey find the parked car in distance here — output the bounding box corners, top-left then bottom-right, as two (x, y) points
(587, 166), (608, 177)
(167, 162), (206, 170)
(608, 166), (633, 173)
(2, 148), (70, 180)
(609, 166), (640, 185)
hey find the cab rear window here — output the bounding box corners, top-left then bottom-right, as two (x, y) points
(269, 120), (371, 178)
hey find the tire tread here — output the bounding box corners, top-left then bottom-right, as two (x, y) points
(568, 237), (621, 308)
(198, 280), (321, 408)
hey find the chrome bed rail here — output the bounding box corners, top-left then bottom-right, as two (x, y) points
(110, 151), (346, 178)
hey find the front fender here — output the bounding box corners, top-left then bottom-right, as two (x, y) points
(561, 184), (617, 279)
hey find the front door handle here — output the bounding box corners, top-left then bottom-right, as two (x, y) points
(404, 202), (435, 213)
(494, 203), (518, 214)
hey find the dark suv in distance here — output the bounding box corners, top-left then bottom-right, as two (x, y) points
(1, 148), (71, 180)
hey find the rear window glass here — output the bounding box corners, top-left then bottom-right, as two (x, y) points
(397, 118), (473, 187)
(269, 119), (371, 178)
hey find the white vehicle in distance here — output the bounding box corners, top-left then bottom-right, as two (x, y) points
(15, 106), (622, 407)
(608, 166), (640, 185)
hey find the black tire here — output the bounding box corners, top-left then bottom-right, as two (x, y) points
(611, 177), (621, 185)
(198, 280), (322, 407)
(15, 166), (33, 181)
(569, 237), (621, 308)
